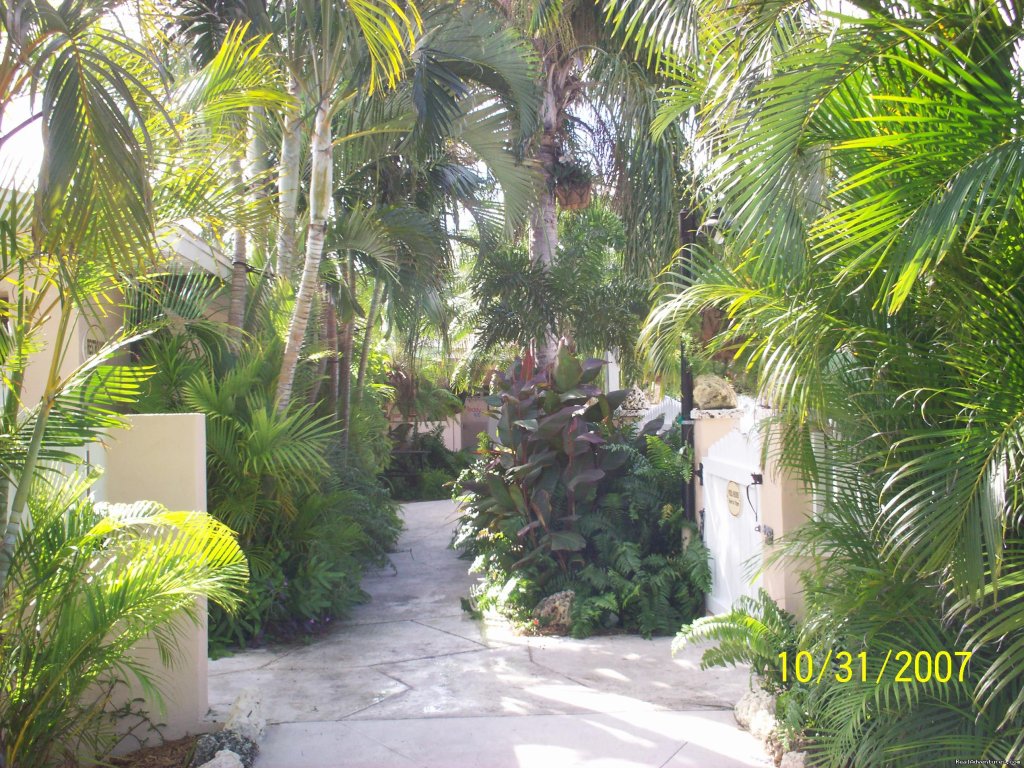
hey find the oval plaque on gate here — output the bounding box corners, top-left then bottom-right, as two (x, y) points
(727, 481), (742, 517)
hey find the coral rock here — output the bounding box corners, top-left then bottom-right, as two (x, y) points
(190, 733), (259, 768)
(734, 689), (777, 740)
(196, 750), (244, 768)
(532, 590), (575, 634)
(225, 688), (266, 742)
(693, 374), (737, 410)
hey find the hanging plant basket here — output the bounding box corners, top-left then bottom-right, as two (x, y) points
(555, 181), (592, 210)
(553, 160), (594, 211)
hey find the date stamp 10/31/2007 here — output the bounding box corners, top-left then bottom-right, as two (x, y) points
(777, 650), (973, 685)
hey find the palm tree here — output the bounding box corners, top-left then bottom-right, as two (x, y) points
(271, 0), (420, 410)
(495, 0), (691, 364)
(617, 0), (1024, 762)
(171, 2), (277, 340)
(328, 3), (543, 444)
(0, 0), (164, 587)
(1, 483), (246, 767)
(0, 3), (280, 590)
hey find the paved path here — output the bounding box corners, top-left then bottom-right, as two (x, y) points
(208, 500), (769, 768)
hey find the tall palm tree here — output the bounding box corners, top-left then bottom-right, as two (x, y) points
(171, 2), (277, 341)
(0, 3), (280, 590)
(321, 3), (543, 442)
(496, 0), (690, 364)
(271, 0), (420, 410)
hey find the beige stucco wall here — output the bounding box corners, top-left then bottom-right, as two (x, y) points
(12, 283), (128, 410)
(694, 411), (812, 618)
(101, 413), (211, 746)
(417, 416), (463, 451)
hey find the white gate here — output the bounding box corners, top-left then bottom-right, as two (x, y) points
(701, 428), (764, 615)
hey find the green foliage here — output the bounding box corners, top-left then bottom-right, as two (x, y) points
(133, 290), (402, 649)
(0, 479), (246, 767)
(568, 428), (707, 638)
(454, 348), (709, 637)
(627, 1), (1024, 761)
(471, 201), (653, 378)
(673, 589), (798, 695)
(420, 467), (455, 500)
(196, 357), (401, 647)
(386, 426), (473, 500)
(345, 401), (393, 476)
(208, 457), (402, 650)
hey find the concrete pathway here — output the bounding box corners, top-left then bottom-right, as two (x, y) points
(208, 500), (770, 768)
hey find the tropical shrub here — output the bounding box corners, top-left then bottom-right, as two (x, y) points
(0, 479), (246, 767)
(454, 347), (709, 637)
(621, 0), (1024, 760)
(183, 353), (401, 649)
(133, 297), (403, 650)
(470, 202), (654, 380)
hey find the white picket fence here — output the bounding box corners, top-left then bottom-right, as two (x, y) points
(639, 396), (683, 430)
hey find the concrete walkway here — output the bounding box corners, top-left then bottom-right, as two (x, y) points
(208, 500), (770, 768)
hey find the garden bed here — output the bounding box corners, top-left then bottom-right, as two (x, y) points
(109, 737), (196, 768)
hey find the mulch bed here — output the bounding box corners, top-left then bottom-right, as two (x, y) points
(108, 736), (197, 768)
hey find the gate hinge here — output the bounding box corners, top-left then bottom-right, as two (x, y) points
(696, 463), (704, 485)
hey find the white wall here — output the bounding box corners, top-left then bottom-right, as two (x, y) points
(99, 413), (212, 747)
(693, 408), (812, 618)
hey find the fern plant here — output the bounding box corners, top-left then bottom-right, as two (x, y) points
(673, 588), (798, 694)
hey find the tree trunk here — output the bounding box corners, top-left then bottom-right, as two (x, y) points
(308, 290), (329, 407)
(338, 254), (356, 452)
(276, 77), (302, 278)
(530, 51), (563, 368)
(276, 98), (331, 411)
(355, 277), (383, 401)
(325, 293), (339, 415)
(248, 105), (271, 267)
(227, 158), (248, 342)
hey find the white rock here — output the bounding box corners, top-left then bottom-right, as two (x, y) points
(224, 688), (265, 742)
(748, 708), (778, 742)
(693, 374), (737, 409)
(198, 750), (244, 768)
(734, 688), (776, 732)
(780, 751), (807, 768)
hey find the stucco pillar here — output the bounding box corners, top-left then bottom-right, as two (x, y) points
(101, 413), (211, 745)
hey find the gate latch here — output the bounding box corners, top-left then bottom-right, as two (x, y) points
(755, 524), (774, 544)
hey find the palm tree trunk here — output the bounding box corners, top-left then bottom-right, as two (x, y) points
(355, 277), (383, 401)
(276, 77), (302, 278)
(248, 105), (271, 256)
(228, 157), (248, 341)
(338, 254), (356, 452)
(530, 55), (562, 368)
(325, 293), (339, 415)
(276, 98), (331, 411)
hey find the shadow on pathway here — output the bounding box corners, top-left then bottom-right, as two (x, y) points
(208, 500), (770, 768)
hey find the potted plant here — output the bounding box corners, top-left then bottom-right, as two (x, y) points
(553, 159), (593, 210)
